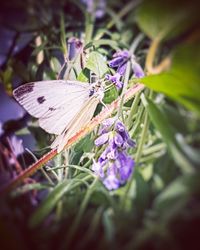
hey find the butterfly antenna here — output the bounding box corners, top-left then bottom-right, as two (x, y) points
(100, 99), (109, 110)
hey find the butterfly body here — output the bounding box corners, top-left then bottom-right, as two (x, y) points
(13, 80), (104, 152)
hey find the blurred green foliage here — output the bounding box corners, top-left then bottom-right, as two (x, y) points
(0, 0), (200, 250)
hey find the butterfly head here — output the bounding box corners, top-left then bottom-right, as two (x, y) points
(89, 80), (105, 101)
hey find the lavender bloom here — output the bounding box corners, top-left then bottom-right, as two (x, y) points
(103, 174), (120, 190)
(67, 37), (83, 61)
(94, 132), (109, 146)
(106, 50), (145, 89)
(105, 73), (123, 89)
(132, 59), (145, 78)
(92, 119), (135, 190)
(92, 160), (104, 178)
(106, 50), (130, 89)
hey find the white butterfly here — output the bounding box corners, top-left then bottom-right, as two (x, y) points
(13, 80), (104, 152)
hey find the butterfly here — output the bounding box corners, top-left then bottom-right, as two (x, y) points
(13, 80), (104, 152)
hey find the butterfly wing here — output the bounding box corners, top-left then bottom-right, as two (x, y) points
(51, 96), (100, 152)
(13, 80), (90, 135)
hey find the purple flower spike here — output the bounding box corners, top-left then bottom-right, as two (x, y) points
(92, 118), (135, 191)
(95, 132), (109, 146)
(132, 61), (145, 78)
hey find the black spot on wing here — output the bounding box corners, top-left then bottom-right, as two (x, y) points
(37, 96), (46, 104)
(14, 82), (34, 99)
(49, 107), (56, 111)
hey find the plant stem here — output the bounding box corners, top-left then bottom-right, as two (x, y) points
(85, 13), (95, 44)
(135, 104), (149, 162)
(127, 92), (141, 130)
(95, 1), (140, 40)
(65, 177), (99, 247)
(117, 33), (145, 120)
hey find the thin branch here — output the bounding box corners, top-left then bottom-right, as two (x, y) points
(0, 83), (144, 197)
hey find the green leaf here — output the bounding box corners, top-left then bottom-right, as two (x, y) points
(140, 43), (200, 114)
(135, 0), (199, 40)
(143, 97), (195, 173)
(154, 173), (200, 216)
(29, 180), (71, 227)
(154, 176), (189, 215)
(103, 85), (118, 104)
(77, 68), (90, 82)
(74, 134), (93, 153)
(85, 51), (108, 78)
(134, 169), (150, 211)
(103, 208), (115, 241)
(84, 39), (120, 50)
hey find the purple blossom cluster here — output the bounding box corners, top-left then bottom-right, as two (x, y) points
(106, 50), (145, 89)
(92, 118), (135, 190)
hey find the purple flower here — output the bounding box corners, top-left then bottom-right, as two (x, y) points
(117, 63), (127, 76)
(106, 50), (144, 89)
(109, 57), (125, 68)
(92, 118), (135, 190)
(105, 73), (123, 89)
(113, 50), (130, 59)
(92, 160), (104, 178)
(106, 147), (118, 160)
(117, 152), (134, 181)
(115, 121), (135, 148)
(103, 174), (120, 190)
(131, 57), (145, 78)
(114, 133), (124, 147)
(106, 50), (130, 89)
(67, 37), (83, 61)
(98, 117), (115, 135)
(95, 132), (109, 146)
(115, 120), (125, 132)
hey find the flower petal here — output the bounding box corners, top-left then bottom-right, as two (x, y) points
(92, 160), (104, 178)
(103, 175), (120, 190)
(114, 133), (124, 147)
(132, 61), (145, 78)
(95, 133), (109, 146)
